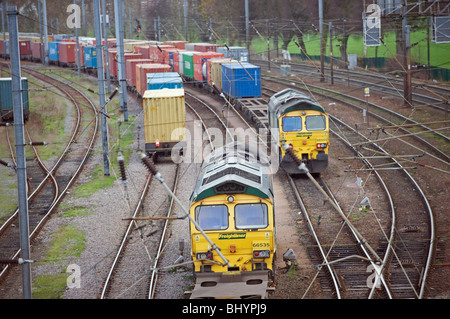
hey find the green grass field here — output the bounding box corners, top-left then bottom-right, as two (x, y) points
(250, 29), (450, 70)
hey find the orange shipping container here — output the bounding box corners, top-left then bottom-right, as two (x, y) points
(193, 52), (224, 82)
(134, 46), (151, 59)
(126, 58), (153, 86)
(59, 42), (77, 63)
(148, 45), (175, 63)
(108, 50), (138, 77)
(163, 41), (189, 50)
(136, 63), (172, 96)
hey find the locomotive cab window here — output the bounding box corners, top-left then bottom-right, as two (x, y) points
(195, 205), (228, 230)
(305, 115), (326, 131)
(282, 116), (302, 132)
(235, 204), (268, 229)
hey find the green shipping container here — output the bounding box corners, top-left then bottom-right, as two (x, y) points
(182, 52), (194, 79)
(0, 77), (30, 122)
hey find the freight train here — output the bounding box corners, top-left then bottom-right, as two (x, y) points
(0, 35), (259, 157)
(1, 34), (328, 175)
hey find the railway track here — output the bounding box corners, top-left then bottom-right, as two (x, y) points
(260, 81), (447, 174)
(0, 65), (98, 284)
(243, 83), (435, 298)
(255, 59), (450, 113)
(329, 115), (434, 298)
(100, 85), (235, 299)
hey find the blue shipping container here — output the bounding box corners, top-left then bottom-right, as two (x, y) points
(146, 72), (181, 81)
(48, 42), (59, 61)
(147, 77), (183, 90)
(84, 46), (97, 68)
(221, 63), (261, 99)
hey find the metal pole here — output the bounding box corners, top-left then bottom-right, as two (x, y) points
(82, 0), (86, 36)
(42, 0), (49, 66)
(157, 16), (161, 41)
(37, 0), (44, 64)
(1, 2), (6, 57)
(245, 0), (249, 51)
(129, 7), (132, 39)
(402, 0), (412, 107)
(184, 0), (188, 40)
(274, 17), (278, 57)
(94, 0), (110, 176)
(427, 16), (431, 80)
(101, 0), (111, 93)
(319, 0), (325, 82)
(74, 0), (81, 77)
(266, 19), (270, 70)
(8, 5), (32, 299)
(114, 0), (128, 121)
(329, 21), (333, 85)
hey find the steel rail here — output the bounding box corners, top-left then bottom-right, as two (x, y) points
(100, 173), (153, 299)
(0, 68), (98, 281)
(262, 74), (450, 144)
(148, 164), (180, 299)
(255, 59), (450, 111)
(185, 90), (234, 142)
(262, 77), (450, 163)
(286, 174), (342, 299)
(330, 114), (435, 299)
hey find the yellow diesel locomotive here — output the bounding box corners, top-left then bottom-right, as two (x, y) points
(188, 142), (275, 298)
(268, 88), (329, 174)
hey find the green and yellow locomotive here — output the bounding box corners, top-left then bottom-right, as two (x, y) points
(268, 88), (329, 174)
(188, 142), (276, 298)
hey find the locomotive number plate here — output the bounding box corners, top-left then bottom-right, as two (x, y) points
(252, 241), (270, 248)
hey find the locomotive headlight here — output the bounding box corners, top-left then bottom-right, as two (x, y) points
(227, 196), (234, 203)
(253, 250), (270, 258)
(197, 252), (214, 260)
(316, 143), (327, 149)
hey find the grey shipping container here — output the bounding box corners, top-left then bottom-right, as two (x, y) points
(0, 77), (30, 122)
(217, 46), (249, 62)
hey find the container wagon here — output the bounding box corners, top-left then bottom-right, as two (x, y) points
(0, 77), (30, 122)
(142, 88), (186, 161)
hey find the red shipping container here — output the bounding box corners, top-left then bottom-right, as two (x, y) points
(193, 52), (224, 82)
(107, 39), (117, 48)
(59, 42), (77, 63)
(193, 43), (223, 52)
(148, 45), (174, 63)
(108, 50), (136, 77)
(136, 63), (172, 96)
(163, 41), (189, 50)
(19, 40), (32, 56)
(134, 46), (151, 59)
(125, 58), (153, 86)
(161, 48), (179, 65)
(79, 44), (85, 66)
(32, 42), (42, 59)
(172, 50), (186, 73)
(108, 49), (118, 77)
(0, 40), (4, 55)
